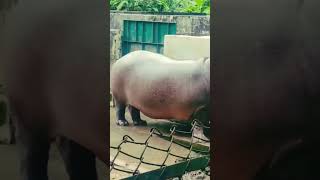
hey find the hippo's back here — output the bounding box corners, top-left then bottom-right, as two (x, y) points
(111, 50), (208, 120)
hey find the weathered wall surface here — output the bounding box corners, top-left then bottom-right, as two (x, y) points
(110, 11), (210, 63)
(164, 35), (210, 60)
(110, 29), (121, 65)
(110, 12), (210, 36)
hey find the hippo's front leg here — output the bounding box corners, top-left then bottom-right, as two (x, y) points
(128, 105), (147, 126)
(115, 100), (129, 126)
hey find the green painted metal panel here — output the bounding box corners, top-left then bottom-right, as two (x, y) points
(144, 22), (153, 43)
(122, 20), (177, 56)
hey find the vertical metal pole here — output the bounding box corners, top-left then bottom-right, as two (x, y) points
(141, 22), (145, 50)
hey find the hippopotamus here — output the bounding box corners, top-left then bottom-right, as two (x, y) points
(110, 50), (210, 126)
(214, 0), (320, 179)
(0, 0), (107, 179)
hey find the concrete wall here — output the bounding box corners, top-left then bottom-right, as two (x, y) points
(110, 29), (121, 65)
(164, 35), (210, 60)
(110, 11), (210, 36)
(110, 11), (210, 63)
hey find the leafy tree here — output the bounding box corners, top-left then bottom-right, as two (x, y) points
(110, 0), (210, 14)
(184, 0), (210, 14)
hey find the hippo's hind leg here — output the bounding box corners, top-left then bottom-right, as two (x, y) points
(57, 136), (98, 180)
(15, 116), (51, 180)
(115, 100), (129, 126)
(128, 105), (147, 126)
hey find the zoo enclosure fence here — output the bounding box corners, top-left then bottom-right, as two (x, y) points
(110, 119), (211, 179)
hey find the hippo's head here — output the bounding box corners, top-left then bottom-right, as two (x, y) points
(194, 105), (210, 139)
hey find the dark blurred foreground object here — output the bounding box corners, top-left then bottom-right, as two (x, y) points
(214, 0), (320, 179)
(254, 139), (320, 180)
(0, 0), (107, 180)
(0, 84), (6, 126)
(0, 0), (18, 11)
(0, 96), (6, 126)
(0, 84), (15, 144)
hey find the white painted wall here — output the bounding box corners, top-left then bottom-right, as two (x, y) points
(164, 35), (210, 60)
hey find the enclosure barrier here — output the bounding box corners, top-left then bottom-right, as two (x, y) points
(110, 119), (211, 179)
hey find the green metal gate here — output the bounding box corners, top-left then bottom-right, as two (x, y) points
(122, 20), (177, 55)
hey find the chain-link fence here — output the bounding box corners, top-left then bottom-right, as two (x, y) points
(110, 119), (210, 179)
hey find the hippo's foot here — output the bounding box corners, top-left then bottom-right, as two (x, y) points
(133, 120), (147, 126)
(116, 119), (129, 126)
(128, 105), (146, 126)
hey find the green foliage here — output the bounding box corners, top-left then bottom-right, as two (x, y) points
(110, 0), (210, 14)
(184, 0), (210, 14)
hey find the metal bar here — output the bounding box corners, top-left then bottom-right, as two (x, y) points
(140, 160), (163, 167)
(151, 23), (154, 43)
(141, 21), (145, 50)
(113, 167), (135, 174)
(146, 144), (168, 152)
(135, 21), (138, 42)
(122, 156), (210, 180)
(119, 151), (141, 160)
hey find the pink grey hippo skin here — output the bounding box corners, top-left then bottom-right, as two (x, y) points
(0, 0), (107, 180)
(110, 50), (210, 127)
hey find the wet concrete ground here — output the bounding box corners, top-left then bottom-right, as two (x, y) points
(109, 106), (206, 179)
